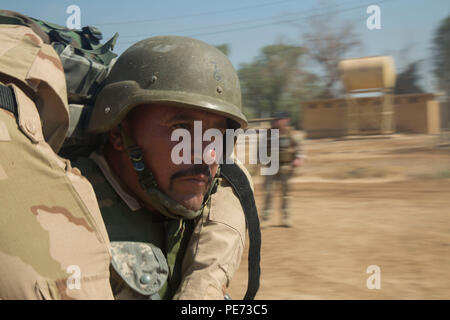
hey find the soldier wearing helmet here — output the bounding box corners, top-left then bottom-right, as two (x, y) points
(0, 22), (113, 299)
(73, 36), (260, 299)
(261, 111), (305, 228)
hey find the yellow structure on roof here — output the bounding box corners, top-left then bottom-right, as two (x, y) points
(339, 56), (396, 91)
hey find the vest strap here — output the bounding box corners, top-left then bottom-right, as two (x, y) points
(0, 84), (17, 116)
(220, 163), (261, 300)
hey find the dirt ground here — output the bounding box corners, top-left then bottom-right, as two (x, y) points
(229, 133), (450, 299)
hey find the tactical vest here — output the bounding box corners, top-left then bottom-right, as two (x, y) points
(279, 131), (297, 164)
(74, 157), (195, 300)
(268, 128), (297, 165)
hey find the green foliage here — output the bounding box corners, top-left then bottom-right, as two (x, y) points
(301, 11), (361, 98)
(215, 44), (230, 56)
(238, 43), (320, 128)
(394, 61), (424, 94)
(437, 169), (450, 179)
(432, 15), (450, 96)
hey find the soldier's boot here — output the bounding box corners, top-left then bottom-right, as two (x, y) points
(281, 211), (292, 228)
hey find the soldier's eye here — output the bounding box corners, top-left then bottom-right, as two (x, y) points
(173, 123), (187, 129)
(172, 123), (193, 132)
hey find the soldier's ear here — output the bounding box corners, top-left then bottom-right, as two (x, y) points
(108, 127), (125, 151)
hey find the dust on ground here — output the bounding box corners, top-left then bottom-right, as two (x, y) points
(229, 133), (450, 299)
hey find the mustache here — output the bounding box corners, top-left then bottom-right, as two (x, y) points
(169, 164), (213, 190)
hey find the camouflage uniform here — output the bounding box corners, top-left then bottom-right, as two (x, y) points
(263, 127), (304, 225)
(73, 36), (257, 300)
(74, 151), (249, 300)
(174, 157), (252, 300)
(0, 25), (113, 299)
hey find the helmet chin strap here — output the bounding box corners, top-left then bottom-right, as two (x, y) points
(119, 125), (218, 220)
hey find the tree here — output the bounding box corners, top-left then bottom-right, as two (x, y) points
(238, 43), (319, 126)
(238, 60), (267, 118)
(215, 44), (230, 56)
(432, 15), (450, 97)
(300, 8), (361, 98)
(394, 61), (424, 94)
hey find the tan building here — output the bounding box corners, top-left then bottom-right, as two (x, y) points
(303, 93), (441, 138)
(302, 56), (441, 138)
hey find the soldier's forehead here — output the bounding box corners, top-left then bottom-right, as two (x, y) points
(166, 110), (226, 123)
(133, 104), (227, 125)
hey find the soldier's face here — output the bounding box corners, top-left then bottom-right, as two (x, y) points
(126, 104), (227, 211)
(274, 118), (289, 129)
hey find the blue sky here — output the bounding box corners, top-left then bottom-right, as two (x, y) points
(2, 0), (449, 90)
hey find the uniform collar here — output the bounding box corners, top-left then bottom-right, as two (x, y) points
(90, 151), (142, 212)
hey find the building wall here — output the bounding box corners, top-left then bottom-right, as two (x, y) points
(394, 94), (440, 134)
(427, 100), (441, 134)
(440, 99), (450, 130)
(302, 99), (347, 138)
(346, 96), (392, 133)
(302, 93), (441, 138)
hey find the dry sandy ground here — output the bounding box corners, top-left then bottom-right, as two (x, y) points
(229, 133), (450, 299)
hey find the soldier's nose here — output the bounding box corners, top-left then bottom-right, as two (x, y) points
(191, 138), (219, 165)
(204, 148), (216, 165)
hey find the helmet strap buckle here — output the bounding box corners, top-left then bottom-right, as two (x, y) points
(119, 125), (158, 189)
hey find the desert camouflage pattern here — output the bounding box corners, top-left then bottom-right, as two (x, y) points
(0, 24), (69, 152)
(0, 25), (113, 299)
(110, 241), (168, 299)
(74, 155), (195, 300)
(174, 160), (251, 300)
(263, 164), (294, 218)
(263, 128), (304, 223)
(74, 153), (250, 300)
(278, 128), (303, 164)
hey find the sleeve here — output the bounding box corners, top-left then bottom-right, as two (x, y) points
(173, 175), (247, 300)
(290, 130), (306, 159)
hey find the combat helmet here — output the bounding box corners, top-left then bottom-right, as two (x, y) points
(88, 35), (247, 133)
(88, 36), (246, 220)
(89, 37), (261, 300)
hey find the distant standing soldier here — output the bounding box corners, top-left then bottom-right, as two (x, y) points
(262, 111), (305, 228)
(0, 20), (113, 299)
